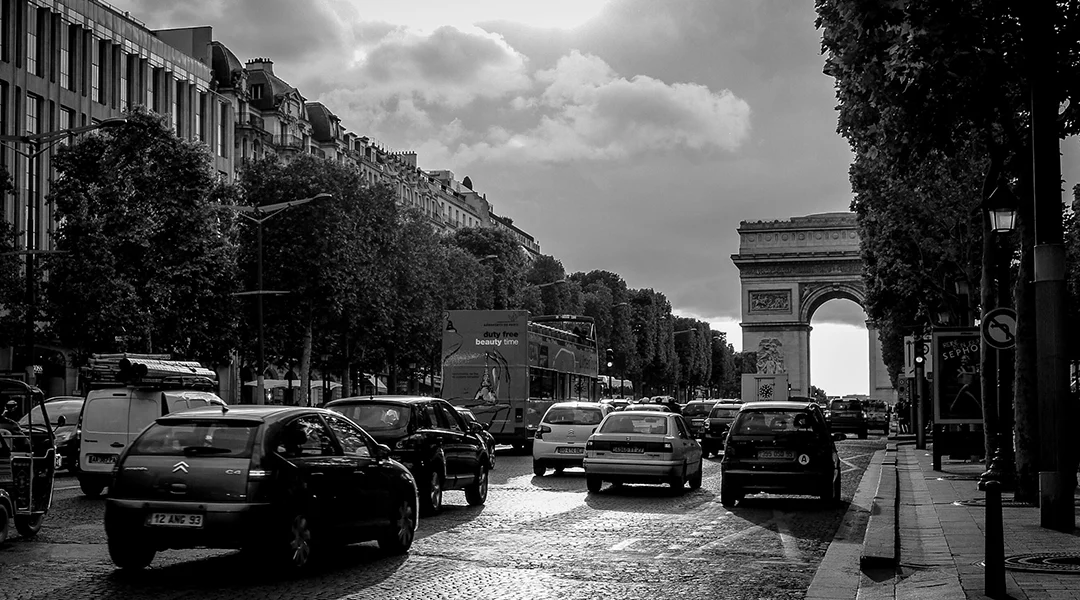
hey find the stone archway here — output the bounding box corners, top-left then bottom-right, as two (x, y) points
(730, 212), (893, 403)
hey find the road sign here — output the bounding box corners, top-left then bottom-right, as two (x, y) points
(981, 307), (1017, 350)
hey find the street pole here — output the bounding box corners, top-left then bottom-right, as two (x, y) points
(915, 352), (926, 450)
(256, 220), (265, 406)
(24, 141), (39, 385)
(1023, 0), (1073, 532)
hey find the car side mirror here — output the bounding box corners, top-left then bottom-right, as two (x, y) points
(56, 415), (66, 428)
(375, 443), (393, 459)
(832, 432), (846, 442)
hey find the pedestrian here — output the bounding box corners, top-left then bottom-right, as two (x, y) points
(897, 399), (910, 434)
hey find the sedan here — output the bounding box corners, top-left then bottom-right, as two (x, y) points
(456, 407), (497, 469)
(104, 406), (418, 571)
(532, 401), (610, 476)
(19, 398), (83, 471)
(583, 410), (703, 493)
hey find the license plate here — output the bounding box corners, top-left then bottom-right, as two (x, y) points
(88, 454), (117, 464)
(556, 447), (584, 454)
(758, 450), (794, 459)
(612, 446), (644, 454)
(147, 513), (204, 528)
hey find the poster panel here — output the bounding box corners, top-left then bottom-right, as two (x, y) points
(932, 329), (982, 425)
(440, 310), (530, 438)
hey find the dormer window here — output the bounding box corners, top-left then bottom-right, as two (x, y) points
(251, 84), (263, 100)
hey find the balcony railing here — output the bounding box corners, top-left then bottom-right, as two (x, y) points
(273, 134), (304, 149)
(239, 112), (265, 131)
(309, 146), (326, 158)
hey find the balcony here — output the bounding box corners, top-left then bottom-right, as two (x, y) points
(310, 146), (326, 158)
(237, 112), (265, 131)
(273, 134), (304, 149)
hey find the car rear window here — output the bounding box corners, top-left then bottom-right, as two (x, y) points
(543, 406), (603, 425)
(600, 415), (669, 435)
(733, 410), (817, 434)
(710, 406), (740, 418)
(330, 403), (411, 432)
(681, 403), (712, 417)
(19, 401), (82, 427)
(830, 400), (863, 411)
(129, 422), (258, 457)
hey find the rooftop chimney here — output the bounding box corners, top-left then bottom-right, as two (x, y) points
(245, 58), (274, 75)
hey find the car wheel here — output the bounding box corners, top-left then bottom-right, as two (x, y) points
(720, 482), (741, 507)
(689, 459), (703, 490)
(553, 466), (565, 474)
(532, 461), (546, 477)
(378, 496), (417, 554)
(284, 513), (314, 570)
(465, 467), (489, 506)
(586, 475), (603, 493)
(79, 479), (105, 498)
(14, 514), (44, 538)
(668, 465), (687, 492)
(488, 448), (496, 469)
(420, 468), (444, 516)
(0, 503), (10, 545)
(858, 428), (868, 440)
(108, 535), (156, 570)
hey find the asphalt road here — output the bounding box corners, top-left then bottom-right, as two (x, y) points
(0, 436), (887, 600)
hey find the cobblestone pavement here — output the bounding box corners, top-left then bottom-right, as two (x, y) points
(0, 439), (886, 600)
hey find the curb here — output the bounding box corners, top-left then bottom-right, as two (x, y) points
(860, 442), (899, 568)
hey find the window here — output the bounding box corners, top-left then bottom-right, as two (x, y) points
(275, 416), (337, 458)
(171, 78), (178, 133)
(195, 92), (204, 141)
(59, 23), (69, 88)
(542, 406), (603, 426)
(58, 107), (73, 146)
(436, 403), (463, 433)
(174, 80), (184, 136)
(25, 7), (38, 75)
(64, 25), (76, 91)
(324, 415), (371, 458)
(148, 67), (160, 112)
(329, 403), (410, 432)
(218, 101), (228, 157)
(119, 52), (128, 110)
(250, 84), (262, 100)
(129, 422), (258, 458)
(90, 36), (99, 102)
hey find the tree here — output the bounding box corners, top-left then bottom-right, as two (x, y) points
(447, 227), (528, 309)
(809, 385), (828, 404)
(710, 331), (737, 398)
(45, 108), (241, 365)
(0, 167), (21, 352)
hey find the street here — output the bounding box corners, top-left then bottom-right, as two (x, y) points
(0, 437), (886, 600)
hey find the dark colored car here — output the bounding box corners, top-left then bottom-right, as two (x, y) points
(702, 401), (743, 457)
(680, 400), (717, 439)
(104, 406), (418, 571)
(827, 398), (869, 439)
(456, 407), (497, 469)
(719, 400), (844, 507)
(326, 396), (490, 516)
(19, 398), (83, 471)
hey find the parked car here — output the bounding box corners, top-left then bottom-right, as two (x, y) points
(680, 399), (717, 439)
(0, 378), (57, 542)
(826, 398), (869, 439)
(719, 400), (844, 507)
(19, 397), (83, 471)
(583, 410), (703, 493)
(865, 400), (889, 434)
(701, 401), (743, 457)
(104, 406), (419, 571)
(532, 401), (611, 476)
(326, 396), (490, 515)
(456, 407), (497, 469)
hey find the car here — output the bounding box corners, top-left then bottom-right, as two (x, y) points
(456, 406), (497, 469)
(325, 396), (490, 516)
(582, 410), (703, 493)
(532, 401), (611, 476)
(624, 403), (673, 413)
(680, 399), (718, 439)
(827, 398), (869, 439)
(104, 406), (419, 571)
(599, 398), (631, 412)
(648, 395), (682, 414)
(719, 400), (844, 507)
(865, 400), (889, 434)
(701, 401), (743, 457)
(18, 397), (83, 471)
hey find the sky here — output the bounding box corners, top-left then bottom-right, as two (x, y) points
(112, 0), (1079, 397)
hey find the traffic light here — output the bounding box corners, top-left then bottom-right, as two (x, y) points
(913, 339), (926, 367)
(605, 348), (614, 368)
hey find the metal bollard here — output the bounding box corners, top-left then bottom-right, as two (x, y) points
(984, 480), (1005, 598)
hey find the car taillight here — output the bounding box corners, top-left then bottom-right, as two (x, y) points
(662, 442), (673, 451)
(586, 439), (594, 449)
(248, 469), (272, 479)
(535, 425), (552, 440)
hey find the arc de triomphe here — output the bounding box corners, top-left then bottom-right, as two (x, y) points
(730, 212), (893, 403)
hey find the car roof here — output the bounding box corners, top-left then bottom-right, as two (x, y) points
(738, 400), (817, 411)
(327, 395), (436, 406)
(612, 410), (675, 417)
(685, 399), (716, 404)
(46, 395), (84, 403)
(156, 405), (317, 423)
(547, 401), (604, 409)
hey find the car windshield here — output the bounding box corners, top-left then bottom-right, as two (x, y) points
(19, 401), (82, 427)
(543, 406), (603, 425)
(330, 403), (411, 432)
(457, 409), (477, 423)
(682, 403), (712, 417)
(830, 400), (863, 411)
(732, 410), (817, 435)
(600, 414), (669, 435)
(129, 421), (258, 457)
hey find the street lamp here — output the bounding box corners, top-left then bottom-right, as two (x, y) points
(0, 117), (129, 383)
(225, 192), (332, 405)
(525, 279), (567, 290)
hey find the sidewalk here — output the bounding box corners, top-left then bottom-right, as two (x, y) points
(808, 442), (1080, 600)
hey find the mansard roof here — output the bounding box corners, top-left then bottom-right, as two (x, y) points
(208, 42), (244, 91)
(306, 102), (339, 142)
(247, 64), (305, 111)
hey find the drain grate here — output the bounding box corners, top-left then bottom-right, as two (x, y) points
(954, 499), (1035, 508)
(1002, 553), (1080, 574)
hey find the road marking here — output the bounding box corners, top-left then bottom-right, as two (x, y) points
(608, 538), (641, 551)
(677, 515), (780, 559)
(773, 510), (802, 562)
(55, 485), (80, 491)
(840, 458), (860, 473)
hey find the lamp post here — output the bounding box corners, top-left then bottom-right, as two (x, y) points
(674, 328), (697, 402)
(525, 279), (567, 291)
(0, 117), (128, 383)
(226, 193), (332, 406)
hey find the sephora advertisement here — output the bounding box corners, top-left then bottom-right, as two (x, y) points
(932, 329), (982, 424)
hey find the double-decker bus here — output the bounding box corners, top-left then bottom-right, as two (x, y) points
(440, 310), (600, 450)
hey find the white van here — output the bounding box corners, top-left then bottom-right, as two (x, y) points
(77, 388), (225, 497)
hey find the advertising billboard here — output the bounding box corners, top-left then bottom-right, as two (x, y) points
(932, 329), (982, 425)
